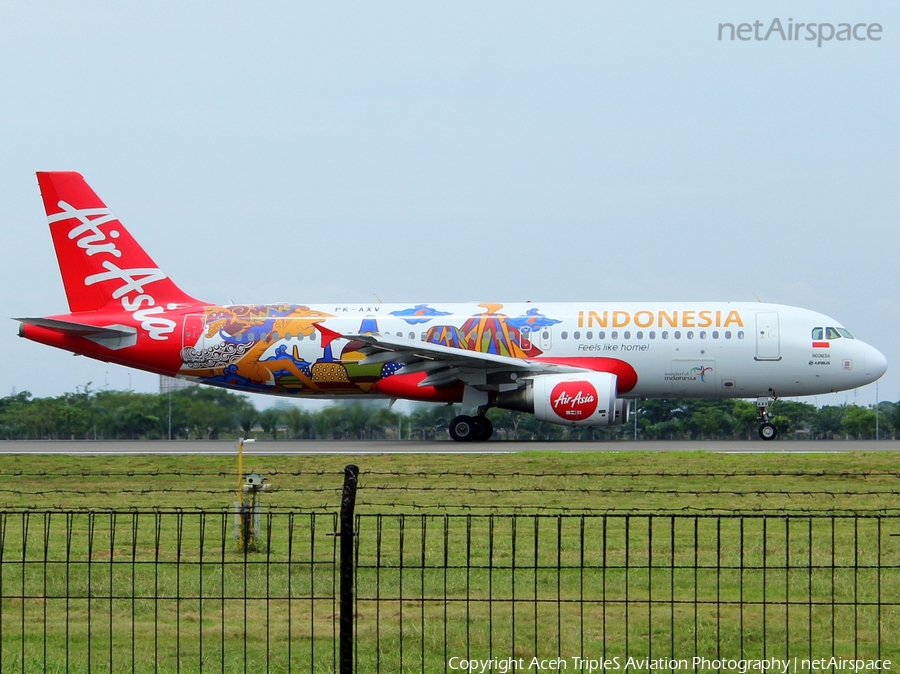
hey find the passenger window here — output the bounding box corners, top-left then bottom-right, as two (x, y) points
(309, 331), (317, 341)
(298, 333), (305, 341)
(725, 331), (732, 339)
(561, 331), (568, 340)
(712, 331), (719, 339)
(674, 331), (681, 339)
(738, 331), (745, 339)
(686, 331), (694, 339)
(636, 331), (643, 339)
(598, 331), (605, 339)
(826, 327), (841, 340)
(611, 331), (618, 339)
(699, 331), (707, 339)
(662, 331), (668, 339)
(811, 328), (824, 340)
(574, 331), (580, 340)
(624, 331), (631, 339)
(409, 332), (415, 340)
(649, 331), (656, 339)
(272, 331), (280, 341)
(586, 331), (593, 340)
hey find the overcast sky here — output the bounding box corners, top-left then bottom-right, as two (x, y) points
(1, 1), (897, 409)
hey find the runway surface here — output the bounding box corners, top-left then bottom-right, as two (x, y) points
(0, 440), (898, 454)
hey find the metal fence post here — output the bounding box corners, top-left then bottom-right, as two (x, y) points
(340, 464), (360, 674)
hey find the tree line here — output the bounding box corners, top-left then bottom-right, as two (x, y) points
(0, 386), (896, 441)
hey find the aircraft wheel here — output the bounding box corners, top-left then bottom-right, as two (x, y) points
(759, 423), (778, 441)
(473, 416), (494, 441)
(449, 415), (478, 442)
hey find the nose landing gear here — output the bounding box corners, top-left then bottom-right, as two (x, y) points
(756, 395), (778, 441)
(759, 422), (777, 440)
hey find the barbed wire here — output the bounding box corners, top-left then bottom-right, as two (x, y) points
(356, 485), (900, 496)
(353, 500), (900, 515)
(0, 505), (339, 513)
(1, 504), (899, 515)
(0, 469), (345, 478)
(1, 469), (898, 478)
(4, 468), (899, 515)
(3, 486), (900, 497)
(0, 487), (340, 495)
(363, 470), (900, 478)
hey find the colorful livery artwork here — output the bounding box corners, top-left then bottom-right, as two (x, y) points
(180, 303), (560, 395)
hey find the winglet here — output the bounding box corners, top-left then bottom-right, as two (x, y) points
(314, 323), (343, 348)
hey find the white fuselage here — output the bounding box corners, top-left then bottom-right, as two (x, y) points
(187, 301), (886, 400)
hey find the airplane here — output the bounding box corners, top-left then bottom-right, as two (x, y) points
(16, 172), (888, 441)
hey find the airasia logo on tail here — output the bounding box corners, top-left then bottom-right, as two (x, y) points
(550, 380), (598, 420)
(49, 201), (176, 340)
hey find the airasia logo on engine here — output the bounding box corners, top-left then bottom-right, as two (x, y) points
(550, 380), (598, 420)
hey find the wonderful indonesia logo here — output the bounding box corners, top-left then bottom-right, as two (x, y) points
(718, 18), (883, 47)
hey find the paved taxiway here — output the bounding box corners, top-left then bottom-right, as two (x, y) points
(0, 440), (898, 454)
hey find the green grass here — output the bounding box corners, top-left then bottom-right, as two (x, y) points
(0, 451), (899, 672)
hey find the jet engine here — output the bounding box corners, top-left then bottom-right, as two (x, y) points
(497, 372), (628, 426)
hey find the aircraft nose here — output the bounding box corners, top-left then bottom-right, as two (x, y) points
(864, 344), (888, 382)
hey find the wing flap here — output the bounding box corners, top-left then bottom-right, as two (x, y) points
(344, 332), (585, 388)
(350, 333), (540, 370)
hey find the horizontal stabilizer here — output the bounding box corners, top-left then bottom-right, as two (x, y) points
(15, 317), (138, 350)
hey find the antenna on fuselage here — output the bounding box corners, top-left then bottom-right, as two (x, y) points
(752, 293), (762, 303)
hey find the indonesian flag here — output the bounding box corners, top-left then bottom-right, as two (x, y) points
(812, 341), (830, 348)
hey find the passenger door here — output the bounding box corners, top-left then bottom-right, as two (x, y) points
(755, 312), (781, 361)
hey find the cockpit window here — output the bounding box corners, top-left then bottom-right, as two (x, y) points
(811, 328), (824, 340)
(826, 327), (841, 340)
(836, 328), (854, 339)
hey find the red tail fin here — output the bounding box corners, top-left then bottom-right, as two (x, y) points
(36, 172), (201, 314)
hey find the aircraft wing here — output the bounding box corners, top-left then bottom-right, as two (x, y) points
(336, 330), (585, 389)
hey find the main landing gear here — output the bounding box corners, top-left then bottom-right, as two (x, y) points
(756, 395), (778, 441)
(449, 386), (494, 442)
(449, 415), (494, 442)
